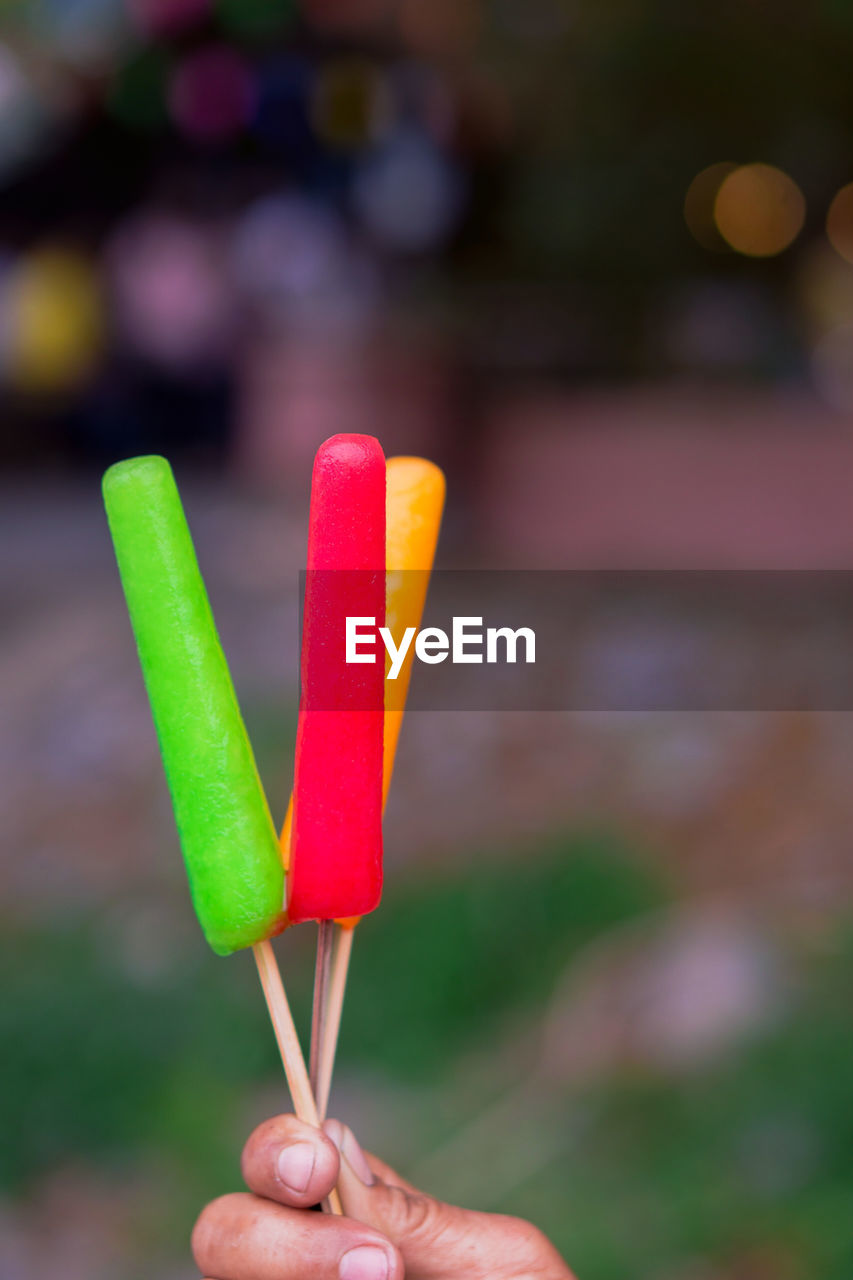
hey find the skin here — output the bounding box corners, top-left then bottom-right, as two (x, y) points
(193, 1114), (576, 1280)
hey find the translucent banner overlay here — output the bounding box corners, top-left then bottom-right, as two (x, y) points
(298, 571), (853, 711)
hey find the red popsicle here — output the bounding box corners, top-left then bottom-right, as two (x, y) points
(287, 434), (386, 924)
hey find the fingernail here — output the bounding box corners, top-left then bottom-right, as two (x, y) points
(324, 1120), (374, 1186)
(277, 1141), (316, 1193)
(339, 1244), (391, 1280)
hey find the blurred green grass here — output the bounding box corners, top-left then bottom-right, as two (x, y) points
(3, 832), (853, 1278)
(0, 833), (658, 1197)
(513, 929), (853, 1280)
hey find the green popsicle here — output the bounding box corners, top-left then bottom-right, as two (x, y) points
(103, 455), (285, 956)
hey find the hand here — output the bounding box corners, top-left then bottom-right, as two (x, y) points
(193, 1113), (575, 1280)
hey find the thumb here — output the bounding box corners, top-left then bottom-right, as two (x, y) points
(324, 1120), (573, 1280)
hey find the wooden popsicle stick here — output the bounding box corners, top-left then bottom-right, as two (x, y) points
(252, 939), (343, 1217)
(310, 920), (335, 1101)
(315, 922), (356, 1121)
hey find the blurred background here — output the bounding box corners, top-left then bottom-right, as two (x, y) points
(3, 0), (853, 1277)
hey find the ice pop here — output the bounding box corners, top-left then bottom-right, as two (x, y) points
(103, 455), (285, 956)
(287, 434), (387, 925)
(381, 455), (447, 794)
(279, 455), (446, 870)
(297, 455), (445, 1119)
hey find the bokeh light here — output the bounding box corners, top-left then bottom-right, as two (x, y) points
(107, 214), (233, 369)
(169, 46), (254, 144)
(2, 248), (104, 394)
(232, 195), (348, 307)
(0, 43), (54, 182)
(25, 0), (130, 68)
(826, 182), (853, 265)
(353, 127), (465, 252)
(311, 58), (392, 151)
(684, 162), (737, 252)
(713, 163), (806, 258)
(232, 193), (379, 331)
